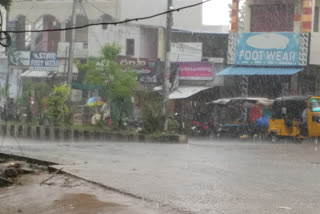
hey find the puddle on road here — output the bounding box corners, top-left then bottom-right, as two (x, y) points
(53, 193), (125, 214)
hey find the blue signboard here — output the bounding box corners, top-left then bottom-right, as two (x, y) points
(235, 33), (300, 66)
(30, 52), (59, 71)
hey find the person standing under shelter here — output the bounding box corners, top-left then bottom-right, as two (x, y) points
(301, 107), (308, 136)
(101, 101), (112, 126)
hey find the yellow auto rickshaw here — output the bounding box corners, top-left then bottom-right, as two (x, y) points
(269, 96), (320, 142)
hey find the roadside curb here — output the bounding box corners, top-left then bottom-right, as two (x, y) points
(0, 152), (58, 166)
(0, 124), (188, 144)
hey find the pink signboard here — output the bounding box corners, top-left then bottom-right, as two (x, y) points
(179, 62), (213, 80)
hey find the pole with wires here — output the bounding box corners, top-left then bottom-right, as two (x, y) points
(163, 0), (173, 131)
(67, 0), (77, 86)
(4, 8), (9, 100)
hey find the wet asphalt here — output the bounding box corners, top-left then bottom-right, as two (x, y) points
(1, 138), (320, 214)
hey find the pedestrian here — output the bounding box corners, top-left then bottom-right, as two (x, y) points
(101, 101), (110, 121)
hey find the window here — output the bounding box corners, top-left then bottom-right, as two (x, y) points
(314, 6), (320, 32)
(126, 39), (135, 56)
(310, 99), (320, 112)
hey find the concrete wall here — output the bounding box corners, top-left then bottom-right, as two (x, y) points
(88, 24), (158, 58)
(313, 0), (320, 32)
(310, 0), (320, 64)
(118, 0), (205, 32)
(9, 0), (117, 23)
(139, 27), (158, 59)
(10, 0), (202, 32)
(310, 33), (320, 65)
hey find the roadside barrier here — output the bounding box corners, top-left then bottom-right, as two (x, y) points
(0, 124), (188, 144)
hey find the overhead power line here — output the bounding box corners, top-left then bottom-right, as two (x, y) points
(2, 0), (211, 34)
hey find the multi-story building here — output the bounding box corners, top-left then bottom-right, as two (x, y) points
(219, 0), (320, 98)
(8, 0), (224, 53)
(8, 0), (117, 52)
(7, 0), (226, 82)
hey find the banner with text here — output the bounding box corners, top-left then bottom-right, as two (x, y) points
(30, 52), (59, 71)
(179, 62), (213, 80)
(236, 33), (301, 66)
(117, 56), (160, 83)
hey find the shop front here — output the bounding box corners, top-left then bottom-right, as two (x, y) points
(167, 61), (223, 134)
(218, 32), (309, 98)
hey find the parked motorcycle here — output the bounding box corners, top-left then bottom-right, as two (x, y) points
(191, 113), (221, 138)
(174, 112), (185, 133)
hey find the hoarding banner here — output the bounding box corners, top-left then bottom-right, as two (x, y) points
(117, 56), (160, 83)
(179, 62), (213, 80)
(9, 51), (30, 67)
(30, 52), (59, 71)
(236, 33), (300, 66)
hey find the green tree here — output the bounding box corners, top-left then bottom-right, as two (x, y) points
(17, 81), (51, 124)
(0, 0), (12, 10)
(140, 92), (164, 133)
(43, 84), (71, 126)
(77, 44), (138, 128)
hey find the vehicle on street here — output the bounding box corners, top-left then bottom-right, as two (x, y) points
(269, 96), (320, 142)
(207, 97), (274, 139)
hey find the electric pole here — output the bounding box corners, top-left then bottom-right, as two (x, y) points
(67, 0), (77, 86)
(5, 8), (10, 100)
(163, 0), (173, 131)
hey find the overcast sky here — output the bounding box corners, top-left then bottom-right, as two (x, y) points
(202, 0), (231, 26)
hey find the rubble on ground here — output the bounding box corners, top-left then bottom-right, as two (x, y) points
(0, 158), (44, 187)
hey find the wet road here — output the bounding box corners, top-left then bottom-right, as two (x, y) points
(1, 138), (320, 214)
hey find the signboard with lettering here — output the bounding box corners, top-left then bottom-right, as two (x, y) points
(30, 52), (59, 71)
(117, 56), (159, 83)
(9, 51), (30, 67)
(179, 62), (213, 80)
(236, 33), (300, 66)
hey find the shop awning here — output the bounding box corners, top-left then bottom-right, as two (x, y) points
(169, 86), (209, 100)
(21, 70), (52, 78)
(207, 97), (274, 107)
(217, 66), (304, 76)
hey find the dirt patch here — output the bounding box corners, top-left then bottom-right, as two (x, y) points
(0, 155), (180, 214)
(53, 193), (125, 214)
(0, 173), (176, 214)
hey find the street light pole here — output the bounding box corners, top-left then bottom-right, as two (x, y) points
(163, 0), (173, 131)
(67, 0), (77, 86)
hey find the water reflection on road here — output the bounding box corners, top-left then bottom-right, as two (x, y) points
(2, 138), (320, 214)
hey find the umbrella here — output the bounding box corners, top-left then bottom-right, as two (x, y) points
(87, 97), (104, 106)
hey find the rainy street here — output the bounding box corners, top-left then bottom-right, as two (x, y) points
(1, 139), (320, 214)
